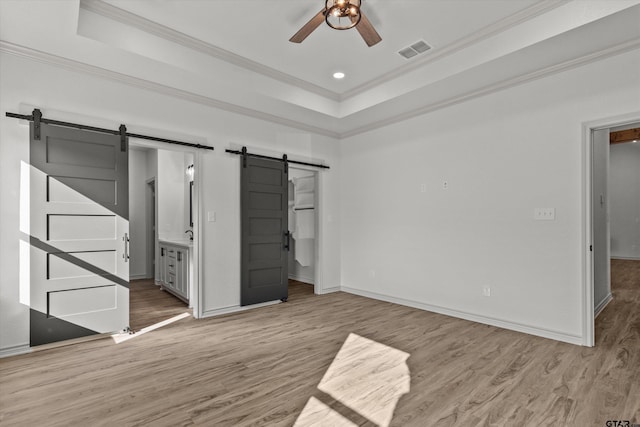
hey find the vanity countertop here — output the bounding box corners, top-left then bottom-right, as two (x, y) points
(159, 239), (193, 248)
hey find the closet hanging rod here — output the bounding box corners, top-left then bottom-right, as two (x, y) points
(6, 110), (214, 151)
(294, 207), (315, 211)
(225, 147), (329, 169)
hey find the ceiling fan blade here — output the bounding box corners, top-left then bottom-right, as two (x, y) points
(289, 9), (326, 43)
(355, 12), (382, 47)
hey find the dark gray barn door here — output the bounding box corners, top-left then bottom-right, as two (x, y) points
(241, 156), (289, 306)
(29, 122), (129, 346)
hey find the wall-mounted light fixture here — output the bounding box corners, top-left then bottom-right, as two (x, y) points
(186, 164), (194, 182)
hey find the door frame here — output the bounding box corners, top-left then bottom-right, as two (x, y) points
(145, 178), (156, 280)
(129, 139), (204, 318)
(581, 110), (640, 347)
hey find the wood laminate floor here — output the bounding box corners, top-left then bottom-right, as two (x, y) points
(129, 279), (190, 331)
(129, 279), (313, 331)
(1, 262), (638, 426)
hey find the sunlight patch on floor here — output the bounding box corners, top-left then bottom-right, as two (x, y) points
(111, 312), (190, 344)
(294, 396), (358, 427)
(296, 333), (410, 426)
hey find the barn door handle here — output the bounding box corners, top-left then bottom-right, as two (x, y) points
(284, 231), (291, 251)
(123, 233), (130, 262)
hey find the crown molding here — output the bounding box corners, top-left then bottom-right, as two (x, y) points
(340, 0), (572, 100)
(0, 41), (340, 139)
(80, 0), (342, 102)
(339, 38), (640, 139)
(3, 37), (637, 141)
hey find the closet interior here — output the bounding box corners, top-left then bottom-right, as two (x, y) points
(287, 169), (316, 286)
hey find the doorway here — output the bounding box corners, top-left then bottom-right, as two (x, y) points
(288, 167), (318, 297)
(585, 115), (640, 346)
(129, 143), (199, 328)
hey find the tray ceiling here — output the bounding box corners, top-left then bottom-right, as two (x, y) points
(1, 0), (639, 137)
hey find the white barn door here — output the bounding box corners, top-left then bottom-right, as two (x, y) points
(29, 122), (129, 346)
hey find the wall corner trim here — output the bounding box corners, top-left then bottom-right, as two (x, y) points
(341, 286), (585, 346)
(317, 286), (341, 295)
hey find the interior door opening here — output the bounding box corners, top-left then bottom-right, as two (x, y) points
(588, 118), (640, 346)
(128, 143), (197, 330)
(288, 167), (318, 298)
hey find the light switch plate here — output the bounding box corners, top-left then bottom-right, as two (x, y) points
(534, 208), (555, 220)
(208, 211), (216, 222)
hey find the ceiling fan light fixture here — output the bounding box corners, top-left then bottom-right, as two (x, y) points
(325, 0), (361, 30)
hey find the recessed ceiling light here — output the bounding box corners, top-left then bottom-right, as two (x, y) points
(333, 72), (345, 79)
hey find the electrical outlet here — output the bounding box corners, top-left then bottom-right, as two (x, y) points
(207, 211), (216, 222)
(534, 208), (555, 220)
(483, 286), (491, 297)
(369, 270), (376, 279)
(420, 183), (427, 193)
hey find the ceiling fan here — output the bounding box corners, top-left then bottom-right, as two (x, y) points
(290, 0), (382, 47)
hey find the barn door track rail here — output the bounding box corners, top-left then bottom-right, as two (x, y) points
(6, 108), (214, 151)
(225, 146), (329, 170)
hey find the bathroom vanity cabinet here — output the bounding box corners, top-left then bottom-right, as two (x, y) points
(158, 240), (191, 303)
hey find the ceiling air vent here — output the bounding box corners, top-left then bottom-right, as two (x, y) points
(398, 40), (431, 60)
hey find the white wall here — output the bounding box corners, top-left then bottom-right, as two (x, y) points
(0, 52), (341, 352)
(339, 48), (640, 344)
(128, 148), (150, 279)
(610, 141), (640, 259)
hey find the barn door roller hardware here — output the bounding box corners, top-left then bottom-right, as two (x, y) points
(6, 108), (214, 151)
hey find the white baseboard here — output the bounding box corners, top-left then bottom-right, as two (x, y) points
(594, 293), (613, 318)
(201, 300), (281, 319)
(0, 344), (31, 358)
(130, 274), (150, 280)
(611, 256), (640, 261)
(317, 286), (340, 295)
(288, 274), (314, 284)
(341, 286), (584, 346)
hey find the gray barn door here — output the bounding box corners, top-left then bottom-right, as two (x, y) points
(29, 122), (129, 346)
(241, 156), (289, 306)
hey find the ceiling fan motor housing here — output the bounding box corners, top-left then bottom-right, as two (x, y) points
(325, 0), (362, 30)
